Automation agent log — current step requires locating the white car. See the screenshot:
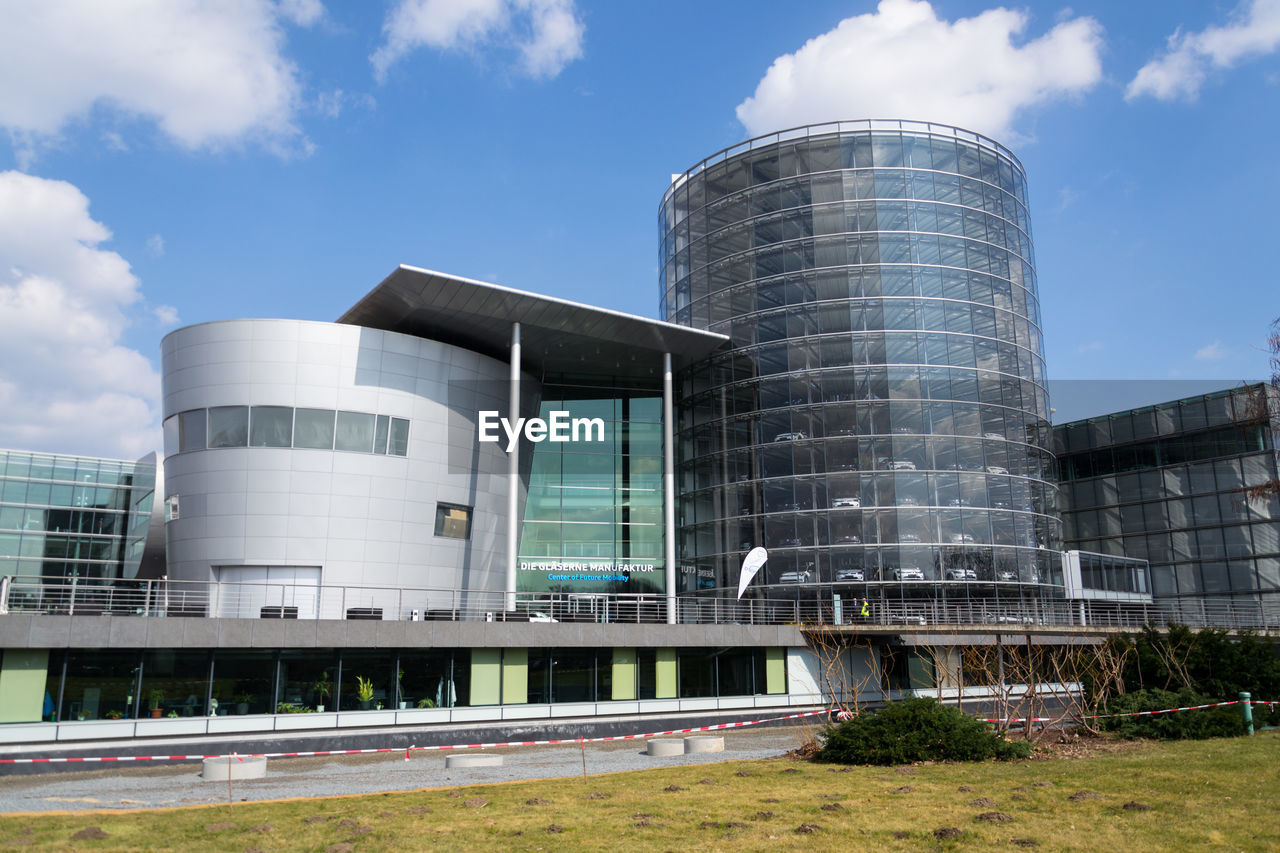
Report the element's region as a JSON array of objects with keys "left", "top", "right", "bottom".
[
  {"left": 995, "top": 570, "right": 1019, "bottom": 582},
  {"left": 944, "top": 568, "right": 977, "bottom": 581},
  {"left": 949, "top": 533, "right": 977, "bottom": 544},
  {"left": 899, "top": 533, "right": 922, "bottom": 543},
  {"left": 986, "top": 466, "right": 1009, "bottom": 475},
  {"left": 835, "top": 567, "right": 865, "bottom": 582},
  {"left": 983, "top": 432, "right": 1005, "bottom": 441},
  {"left": 778, "top": 569, "right": 812, "bottom": 584},
  {"left": 528, "top": 611, "right": 558, "bottom": 623},
  {"left": 773, "top": 431, "right": 807, "bottom": 442},
  {"left": 889, "top": 460, "right": 917, "bottom": 471},
  {"left": 898, "top": 496, "right": 920, "bottom": 506},
  {"left": 890, "top": 566, "right": 925, "bottom": 581},
  {"left": 831, "top": 496, "right": 861, "bottom": 508}
]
